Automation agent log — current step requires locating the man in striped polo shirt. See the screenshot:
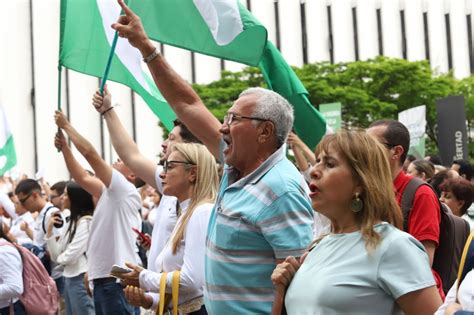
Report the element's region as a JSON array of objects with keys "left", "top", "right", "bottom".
[{"left": 113, "top": 4, "right": 315, "bottom": 313}]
